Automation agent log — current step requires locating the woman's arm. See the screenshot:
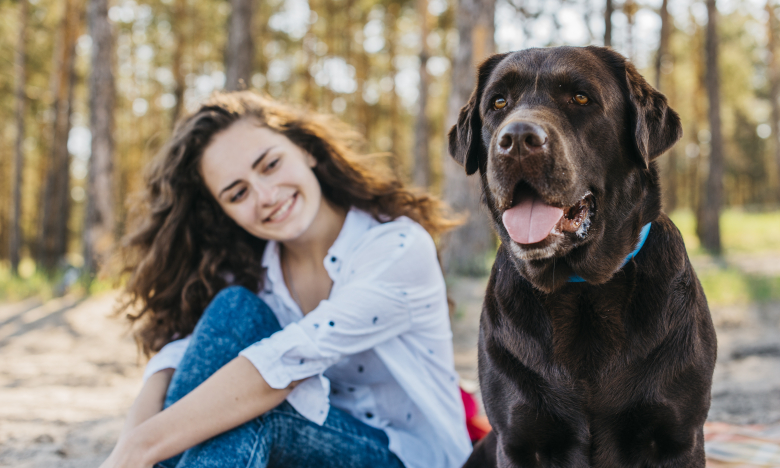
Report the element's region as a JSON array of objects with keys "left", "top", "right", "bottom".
[
  {"left": 118, "top": 368, "right": 174, "bottom": 441},
  {"left": 101, "top": 356, "right": 293, "bottom": 468}
]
